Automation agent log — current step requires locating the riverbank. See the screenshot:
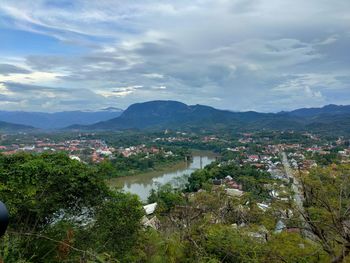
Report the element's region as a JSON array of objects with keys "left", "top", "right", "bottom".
[
  {"left": 107, "top": 150, "right": 217, "bottom": 181},
  {"left": 106, "top": 160, "right": 186, "bottom": 181},
  {"left": 107, "top": 159, "right": 189, "bottom": 187},
  {"left": 108, "top": 152, "right": 217, "bottom": 201}
]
